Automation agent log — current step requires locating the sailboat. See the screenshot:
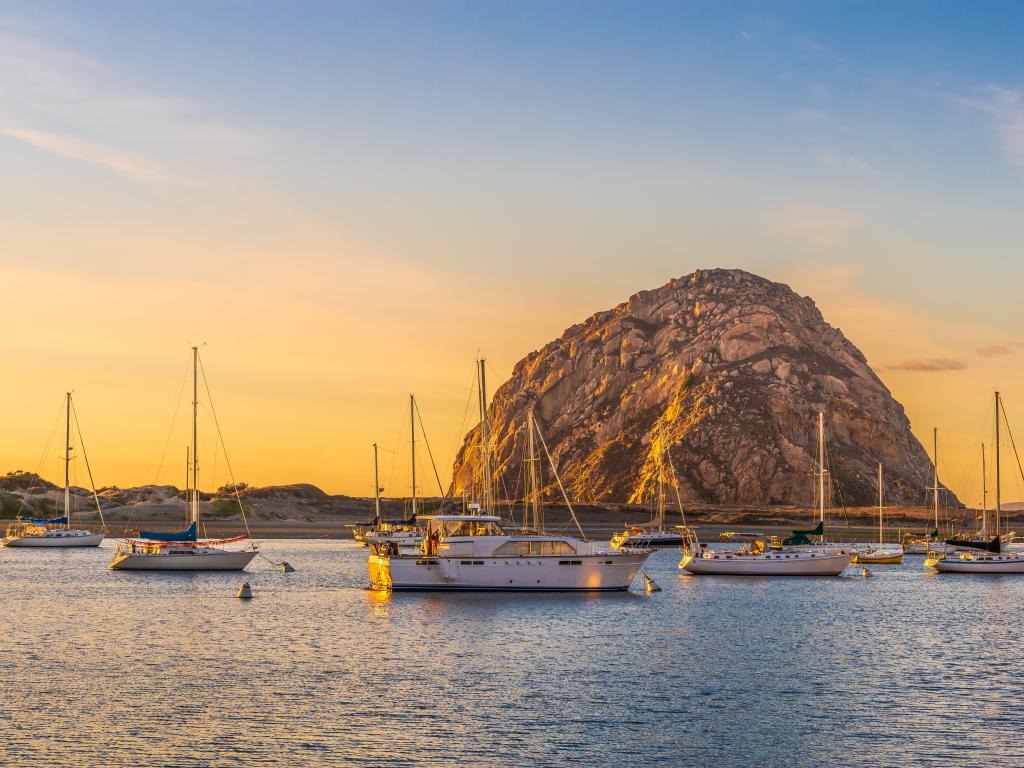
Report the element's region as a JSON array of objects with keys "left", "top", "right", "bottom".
[
  {"left": 927, "top": 391, "right": 1024, "bottom": 573},
  {"left": 902, "top": 428, "right": 943, "bottom": 554},
  {"left": 2, "top": 392, "right": 105, "bottom": 547},
  {"left": 109, "top": 347, "right": 258, "bottom": 571},
  {"left": 367, "top": 359, "right": 650, "bottom": 591},
  {"left": 852, "top": 463, "right": 903, "bottom": 564},
  {"left": 780, "top": 412, "right": 857, "bottom": 553},
  {"left": 679, "top": 410, "right": 853, "bottom": 576},
  {"left": 611, "top": 429, "right": 685, "bottom": 548},
  {"left": 352, "top": 396, "right": 426, "bottom": 549}
]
